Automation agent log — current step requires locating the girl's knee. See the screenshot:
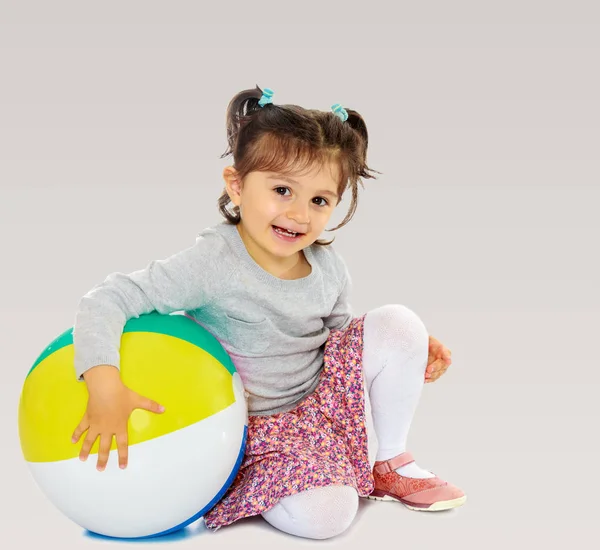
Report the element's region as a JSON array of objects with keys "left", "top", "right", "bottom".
[
  {"left": 365, "top": 304, "right": 429, "bottom": 353},
  {"left": 262, "top": 485, "right": 358, "bottom": 540}
]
